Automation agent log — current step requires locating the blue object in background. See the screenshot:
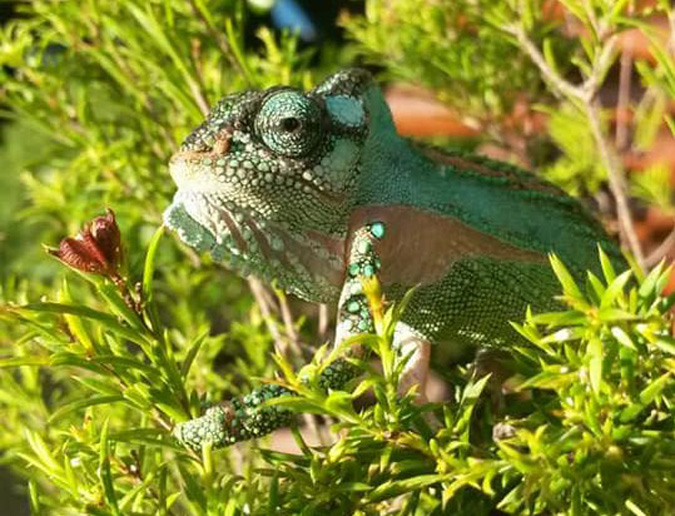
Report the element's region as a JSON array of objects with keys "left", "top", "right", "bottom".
[{"left": 271, "top": 0, "right": 317, "bottom": 41}]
